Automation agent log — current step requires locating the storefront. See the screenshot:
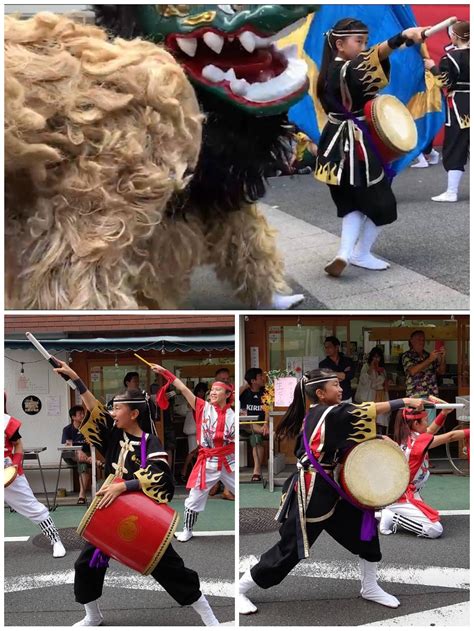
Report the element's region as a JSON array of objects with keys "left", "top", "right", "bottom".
[{"left": 241, "top": 314, "right": 469, "bottom": 464}]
